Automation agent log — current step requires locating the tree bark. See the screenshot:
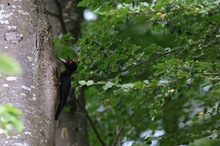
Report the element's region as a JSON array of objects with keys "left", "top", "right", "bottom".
[
  {"left": 45, "top": 0, "right": 62, "bottom": 35},
  {"left": 0, "top": 0, "right": 58, "bottom": 146}
]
